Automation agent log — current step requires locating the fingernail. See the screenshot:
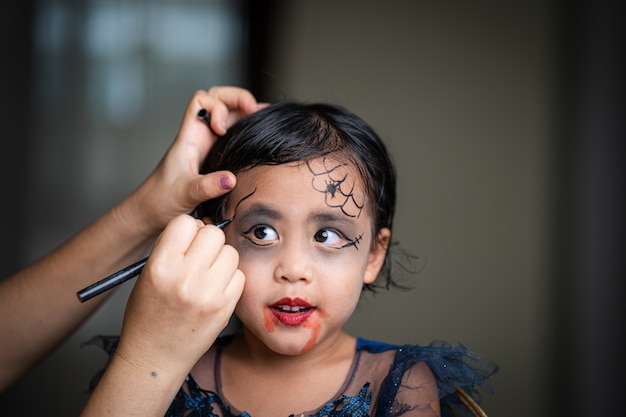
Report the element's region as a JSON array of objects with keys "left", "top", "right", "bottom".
[{"left": 219, "top": 176, "right": 232, "bottom": 190}]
